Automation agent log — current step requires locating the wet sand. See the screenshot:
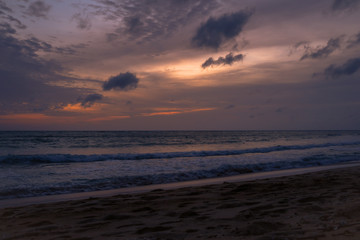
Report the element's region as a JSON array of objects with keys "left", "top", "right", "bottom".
[{"left": 2, "top": 165, "right": 360, "bottom": 239}]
